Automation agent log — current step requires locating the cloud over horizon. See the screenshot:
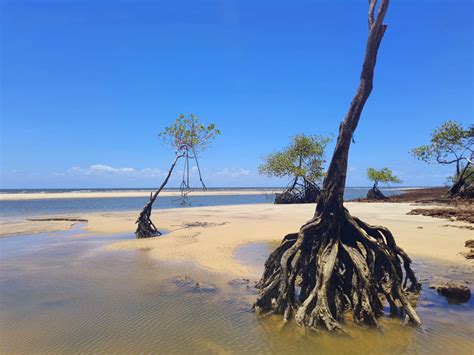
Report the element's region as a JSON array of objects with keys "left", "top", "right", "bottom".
[
  {"left": 0, "top": 163, "right": 266, "bottom": 188},
  {"left": 67, "top": 164, "right": 167, "bottom": 177}
]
